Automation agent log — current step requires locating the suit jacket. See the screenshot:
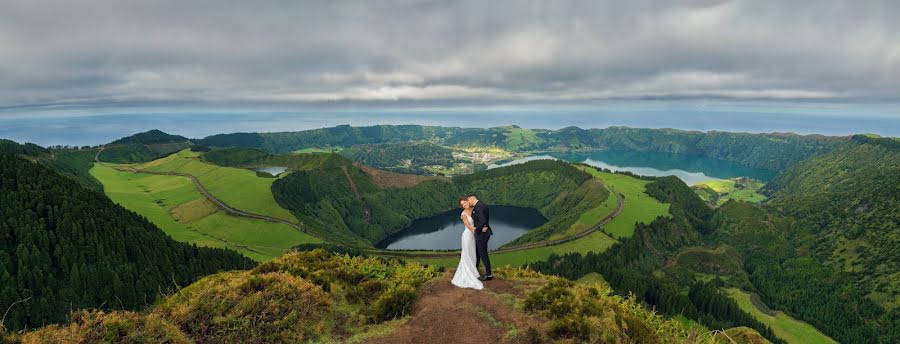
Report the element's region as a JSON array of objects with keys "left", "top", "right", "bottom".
[{"left": 472, "top": 201, "right": 493, "bottom": 238}]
